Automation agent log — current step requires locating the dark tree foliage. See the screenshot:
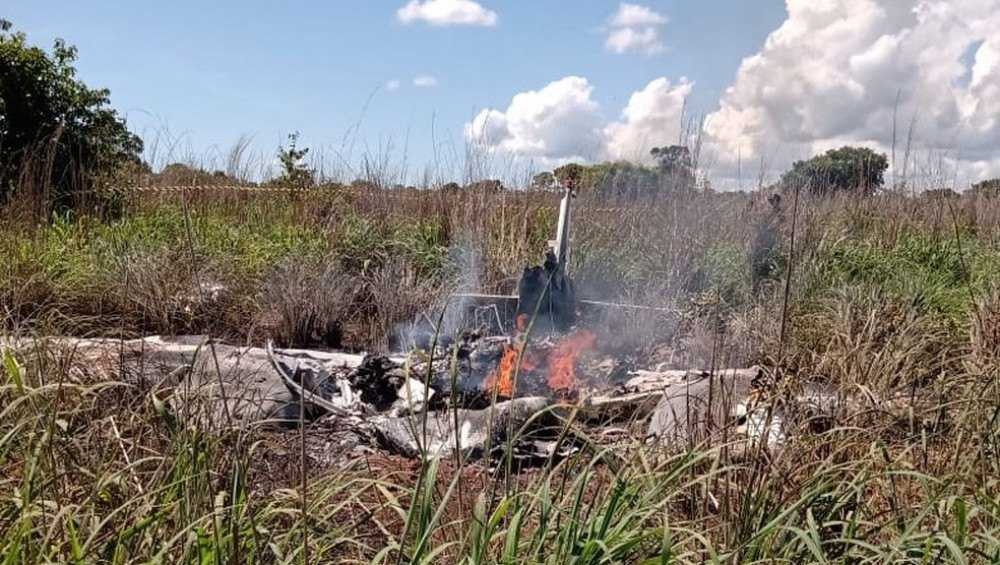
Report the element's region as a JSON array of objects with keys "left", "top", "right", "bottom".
[
  {"left": 552, "top": 163, "right": 585, "bottom": 189},
  {"left": 650, "top": 144, "right": 695, "bottom": 192},
  {"left": 154, "top": 163, "right": 231, "bottom": 186},
  {"left": 549, "top": 158, "right": 691, "bottom": 200},
  {"left": 542, "top": 144, "right": 698, "bottom": 201},
  {"left": 0, "top": 20, "right": 142, "bottom": 212},
  {"left": 780, "top": 146, "right": 888, "bottom": 195},
  {"left": 650, "top": 145, "right": 691, "bottom": 169},
  {"left": 971, "top": 178, "right": 1000, "bottom": 198}
]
